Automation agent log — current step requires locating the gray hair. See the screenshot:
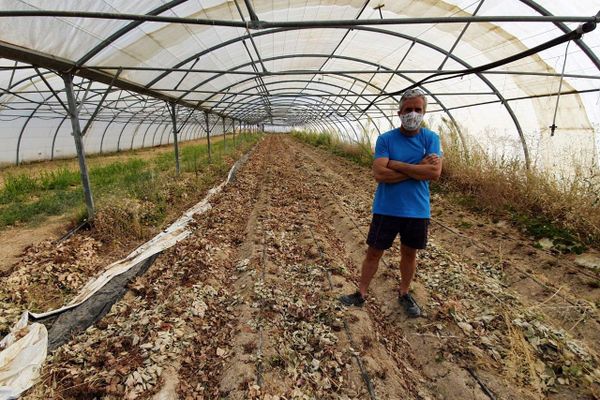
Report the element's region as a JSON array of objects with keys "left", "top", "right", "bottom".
[{"left": 398, "top": 88, "right": 428, "bottom": 113}]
